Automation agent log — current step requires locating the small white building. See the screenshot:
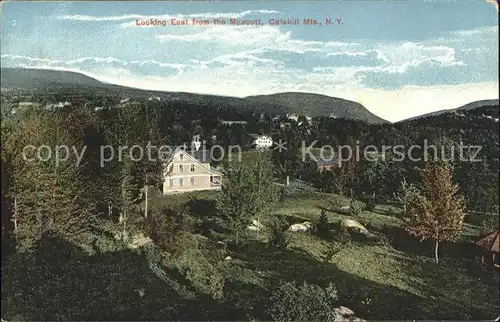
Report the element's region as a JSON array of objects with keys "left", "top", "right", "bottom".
[{"left": 253, "top": 135, "right": 273, "bottom": 149}]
